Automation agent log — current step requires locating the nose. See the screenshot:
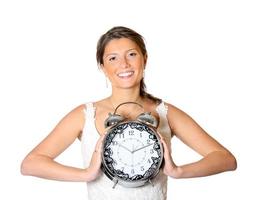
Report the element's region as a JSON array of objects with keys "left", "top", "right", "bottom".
[{"left": 119, "top": 56, "right": 130, "bottom": 68}]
